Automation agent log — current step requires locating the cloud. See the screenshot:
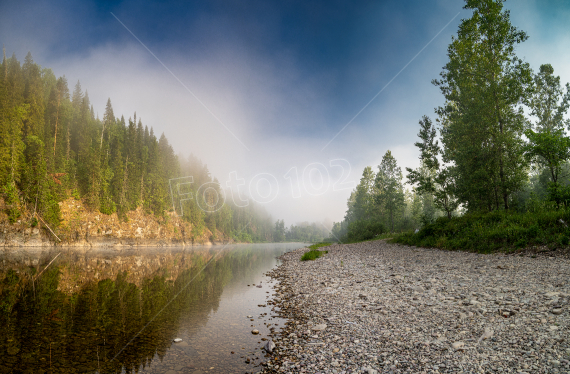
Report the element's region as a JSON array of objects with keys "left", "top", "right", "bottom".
[{"left": 4, "top": 0, "right": 570, "bottom": 226}]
